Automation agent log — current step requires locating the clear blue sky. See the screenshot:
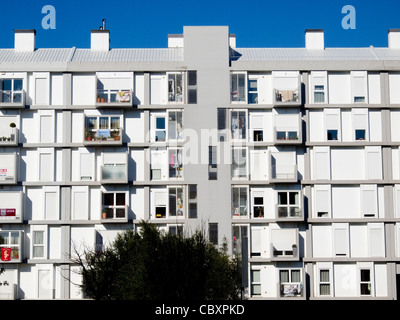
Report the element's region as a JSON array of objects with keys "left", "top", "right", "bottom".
[{"left": 0, "top": 0, "right": 399, "bottom": 49}]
